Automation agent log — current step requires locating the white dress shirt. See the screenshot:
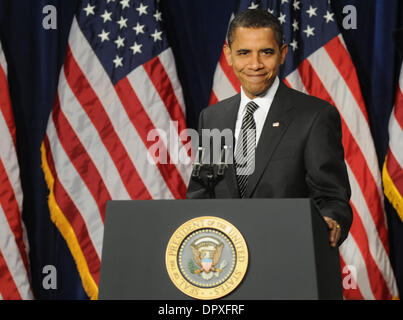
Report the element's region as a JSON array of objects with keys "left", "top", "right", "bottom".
[{"left": 234, "top": 76, "right": 280, "bottom": 150}]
